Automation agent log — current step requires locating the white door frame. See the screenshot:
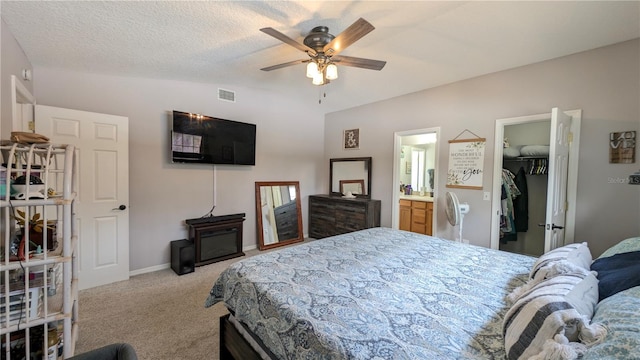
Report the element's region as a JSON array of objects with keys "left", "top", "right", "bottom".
[
  {"left": 490, "top": 109, "right": 581, "bottom": 251},
  {"left": 392, "top": 127, "right": 440, "bottom": 234},
  {"left": 11, "top": 75, "right": 35, "bottom": 132}
]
